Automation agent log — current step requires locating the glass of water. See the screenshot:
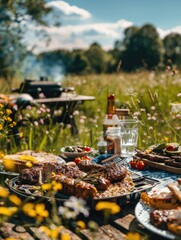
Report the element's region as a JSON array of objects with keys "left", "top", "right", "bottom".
[{"left": 119, "top": 119, "right": 139, "bottom": 158}]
